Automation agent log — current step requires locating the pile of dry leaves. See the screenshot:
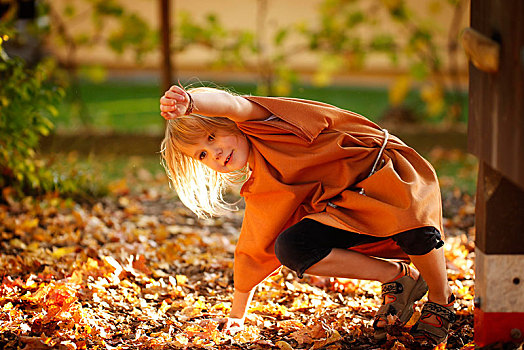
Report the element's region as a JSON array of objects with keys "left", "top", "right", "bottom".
[{"left": 0, "top": 165, "right": 475, "bottom": 349}]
